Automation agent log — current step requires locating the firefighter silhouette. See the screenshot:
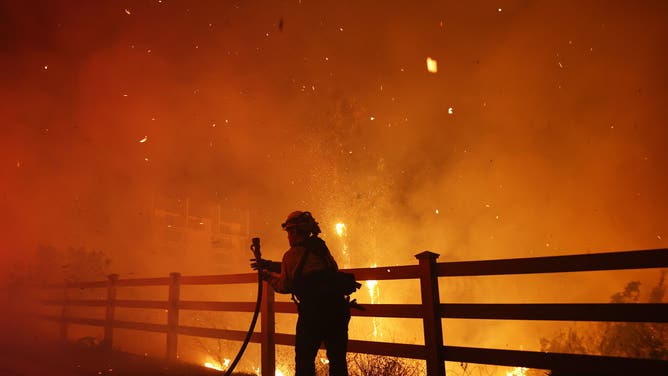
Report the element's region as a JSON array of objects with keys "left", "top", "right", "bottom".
[{"left": 252, "top": 211, "right": 351, "bottom": 376}]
